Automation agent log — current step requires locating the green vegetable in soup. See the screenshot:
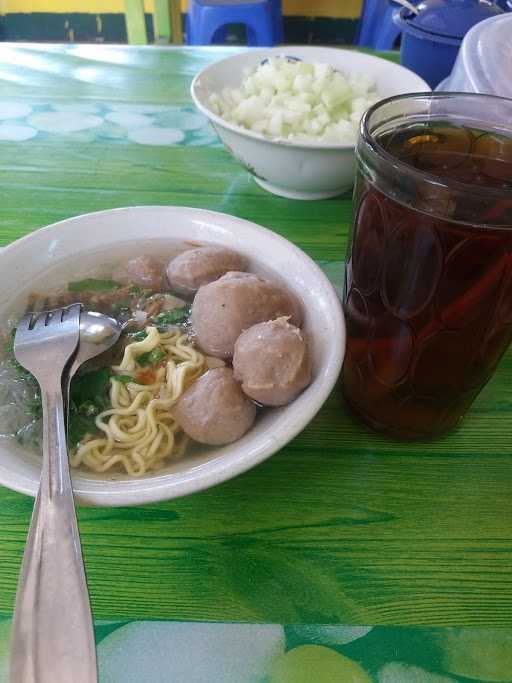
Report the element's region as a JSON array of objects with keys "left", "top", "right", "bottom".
[
  {"left": 131, "top": 330, "right": 148, "bottom": 342},
  {"left": 6, "top": 331, "right": 40, "bottom": 411},
  {"left": 111, "top": 303, "right": 132, "bottom": 317},
  {"left": 128, "top": 285, "right": 151, "bottom": 297},
  {"left": 68, "top": 278, "right": 121, "bottom": 293},
  {"left": 70, "top": 367, "right": 112, "bottom": 406},
  {"left": 67, "top": 367, "right": 113, "bottom": 448},
  {"left": 4, "top": 331, "right": 118, "bottom": 450},
  {"left": 137, "top": 348, "right": 166, "bottom": 367},
  {"left": 78, "top": 401, "right": 98, "bottom": 417},
  {"left": 4, "top": 298, "right": 189, "bottom": 453},
  {"left": 153, "top": 305, "right": 191, "bottom": 330},
  {"left": 67, "top": 414, "right": 98, "bottom": 451}
]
